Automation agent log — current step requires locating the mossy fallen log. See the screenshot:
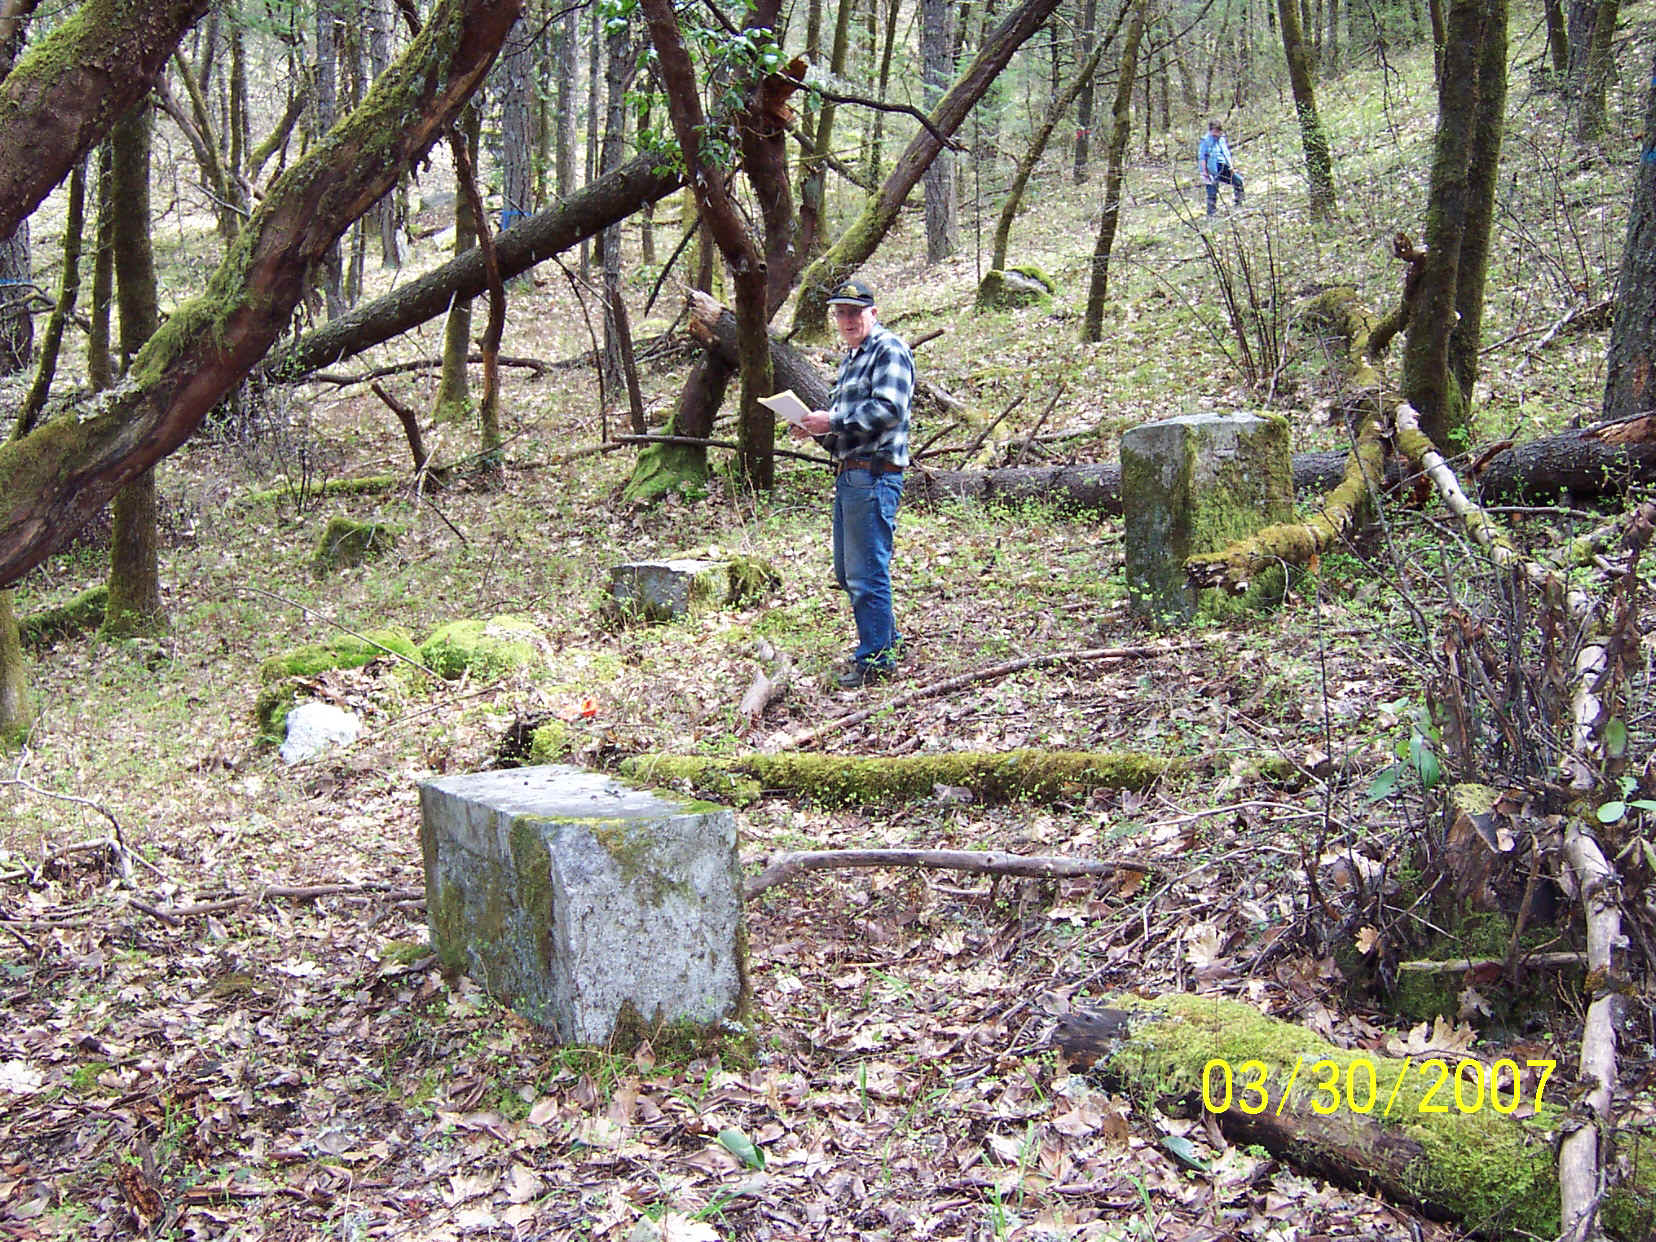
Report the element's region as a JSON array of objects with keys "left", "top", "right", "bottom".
[
  {"left": 1054, "top": 994, "right": 1655, "bottom": 1240},
  {"left": 620, "top": 749, "right": 1181, "bottom": 806},
  {"left": 18, "top": 585, "right": 107, "bottom": 647}
]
